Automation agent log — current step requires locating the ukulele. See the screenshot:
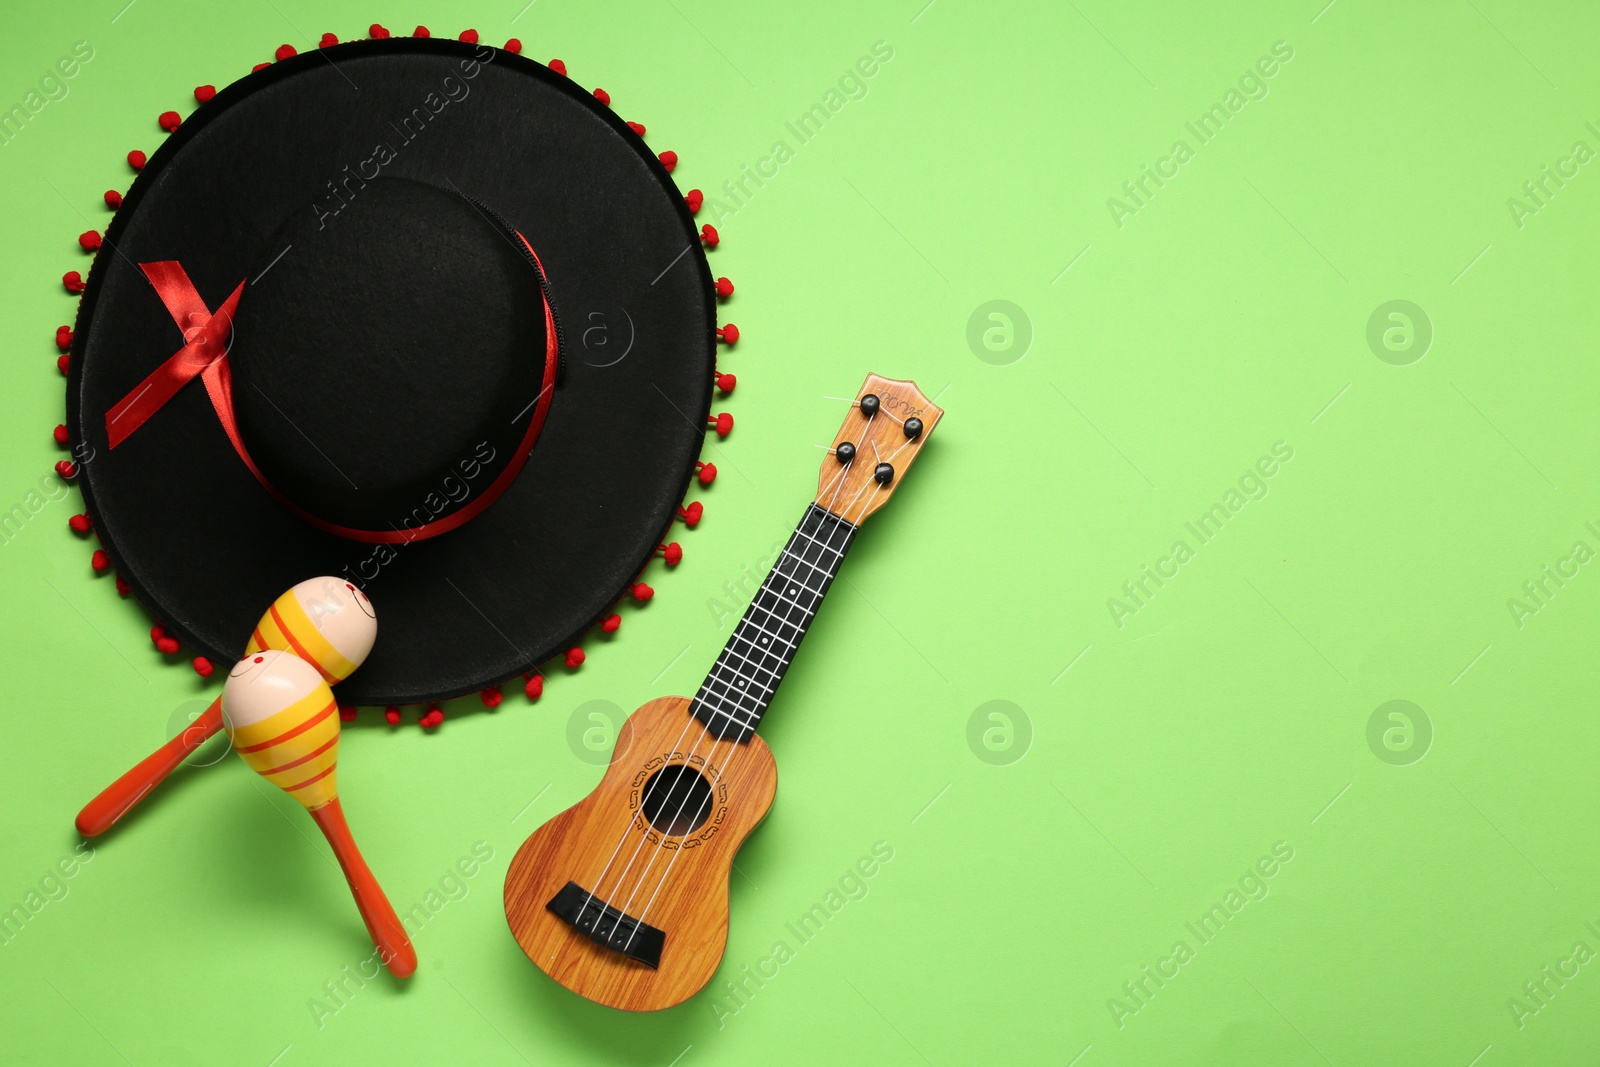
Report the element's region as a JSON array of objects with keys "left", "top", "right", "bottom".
[{"left": 503, "top": 374, "right": 941, "bottom": 1011}]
